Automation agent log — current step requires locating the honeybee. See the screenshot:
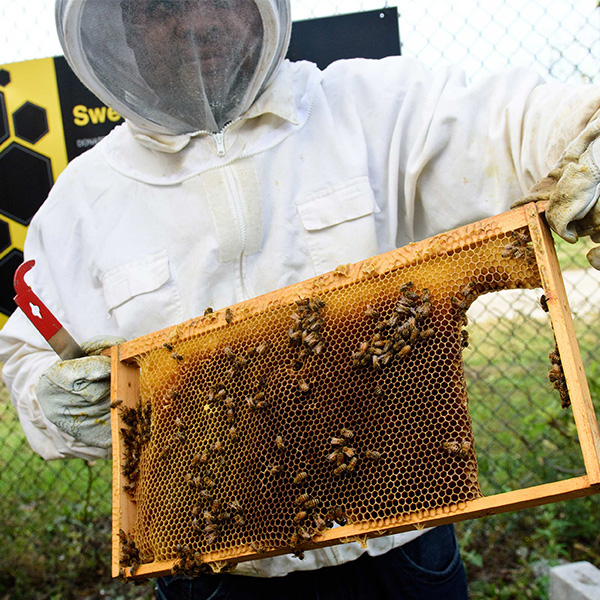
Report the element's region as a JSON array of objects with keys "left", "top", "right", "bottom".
[
  {"left": 304, "top": 498, "right": 319, "bottom": 510},
  {"left": 340, "top": 428, "right": 354, "bottom": 439},
  {"left": 225, "top": 308, "right": 234, "bottom": 323},
  {"left": 298, "top": 379, "right": 310, "bottom": 394},
  {"left": 314, "top": 516, "right": 327, "bottom": 531},
  {"left": 309, "top": 298, "right": 326, "bottom": 311},
  {"left": 458, "top": 441, "right": 471, "bottom": 458},
  {"left": 268, "top": 465, "right": 282, "bottom": 476},
  {"left": 204, "top": 307, "right": 214, "bottom": 315},
  {"left": 297, "top": 527, "right": 312, "bottom": 542},
  {"left": 275, "top": 435, "right": 285, "bottom": 451},
  {"left": 342, "top": 447, "right": 355, "bottom": 459},
  {"left": 303, "top": 332, "right": 320, "bottom": 349},
  {"left": 420, "top": 328, "right": 435, "bottom": 341},
  {"left": 295, "top": 493, "right": 310, "bottom": 505},
  {"left": 379, "top": 352, "right": 393, "bottom": 368},
  {"left": 228, "top": 427, "right": 239, "bottom": 441},
  {"left": 540, "top": 294, "right": 549, "bottom": 312},
  {"left": 233, "top": 514, "right": 246, "bottom": 526},
  {"left": 288, "top": 328, "right": 302, "bottom": 344},
  {"left": 110, "top": 398, "right": 123, "bottom": 409},
  {"left": 326, "top": 451, "right": 339, "bottom": 463},
  {"left": 347, "top": 457, "right": 358, "bottom": 472},
  {"left": 333, "top": 507, "right": 347, "bottom": 526},
  {"left": 400, "top": 281, "right": 414, "bottom": 293},
  {"left": 250, "top": 542, "right": 267, "bottom": 554},
  {"left": 293, "top": 471, "right": 308, "bottom": 484},
  {"left": 163, "top": 342, "right": 174, "bottom": 351},
  {"left": 330, "top": 437, "right": 345, "bottom": 446},
  {"left": 365, "top": 450, "right": 382, "bottom": 461},
  {"left": 442, "top": 441, "right": 461, "bottom": 455},
  {"left": 205, "top": 532, "right": 218, "bottom": 545},
  {"left": 211, "top": 441, "right": 223, "bottom": 453},
  {"left": 294, "top": 511, "right": 308, "bottom": 523},
  {"left": 255, "top": 341, "right": 271, "bottom": 356},
  {"left": 398, "top": 345, "right": 411, "bottom": 359},
  {"left": 174, "top": 417, "right": 187, "bottom": 430},
  {"left": 548, "top": 364, "right": 563, "bottom": 382},
  {"left": 226, "top": 409, "right": 235, "bottom": 422},
  {"left": 333, "top": 464, "right": 348, "bottom": 475},
  {"left": 172, "top": 353, "right": 184, "bottom": 362},
  {"left": 364, "top": 305, "right": 380, "bottom": 319},
  {"left": 460, "top": 330, "right": 469, "bottom": 349}
]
